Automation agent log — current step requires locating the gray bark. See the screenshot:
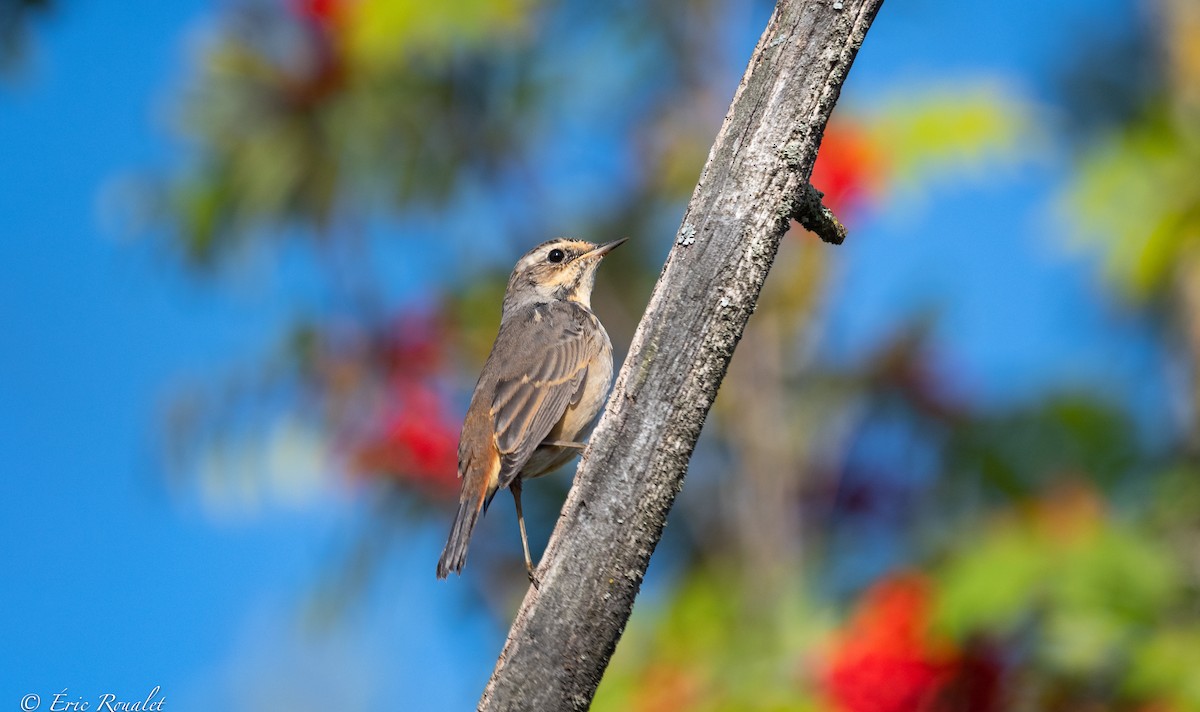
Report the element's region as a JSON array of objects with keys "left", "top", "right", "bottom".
[{"left": 479, "top": 0, "right": 884, "bottom": 708}]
